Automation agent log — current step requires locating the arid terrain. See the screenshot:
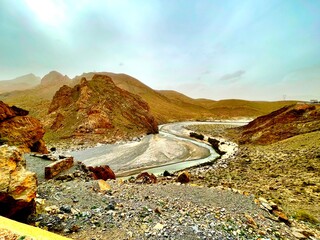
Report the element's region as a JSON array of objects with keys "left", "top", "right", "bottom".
[{"left": 0, "top": 72, "right": 319, "bottom": 240}]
